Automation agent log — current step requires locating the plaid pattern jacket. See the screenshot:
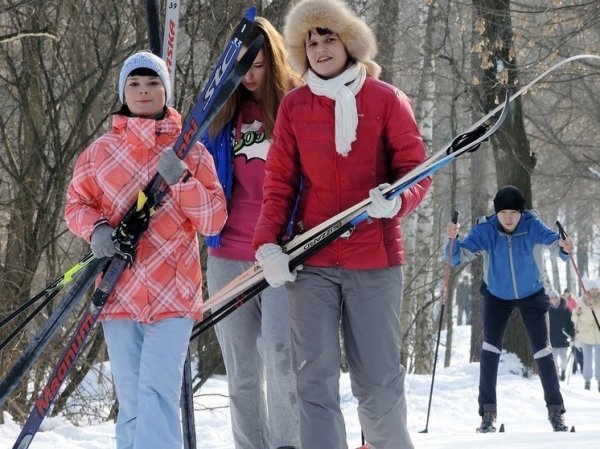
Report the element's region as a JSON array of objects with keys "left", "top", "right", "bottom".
[{"left": 65, "top": 107, "right": 227, "bottom": 323}]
